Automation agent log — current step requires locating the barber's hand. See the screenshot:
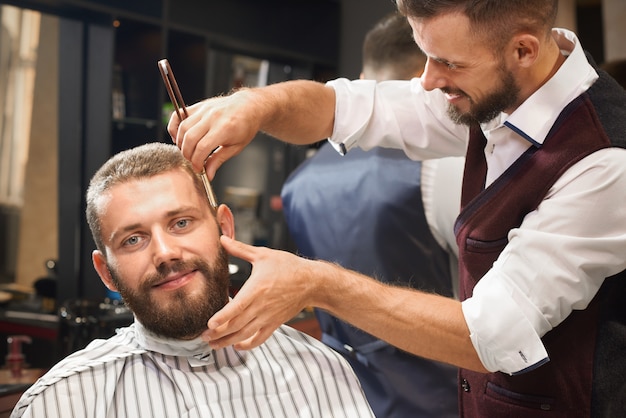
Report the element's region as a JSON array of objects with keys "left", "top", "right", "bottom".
[
  {"left": 202, "top": 236, "right": 316, "bottom": 350},
  {"left": 167, "top": 89, "right": 261, "bottom": 179}
]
